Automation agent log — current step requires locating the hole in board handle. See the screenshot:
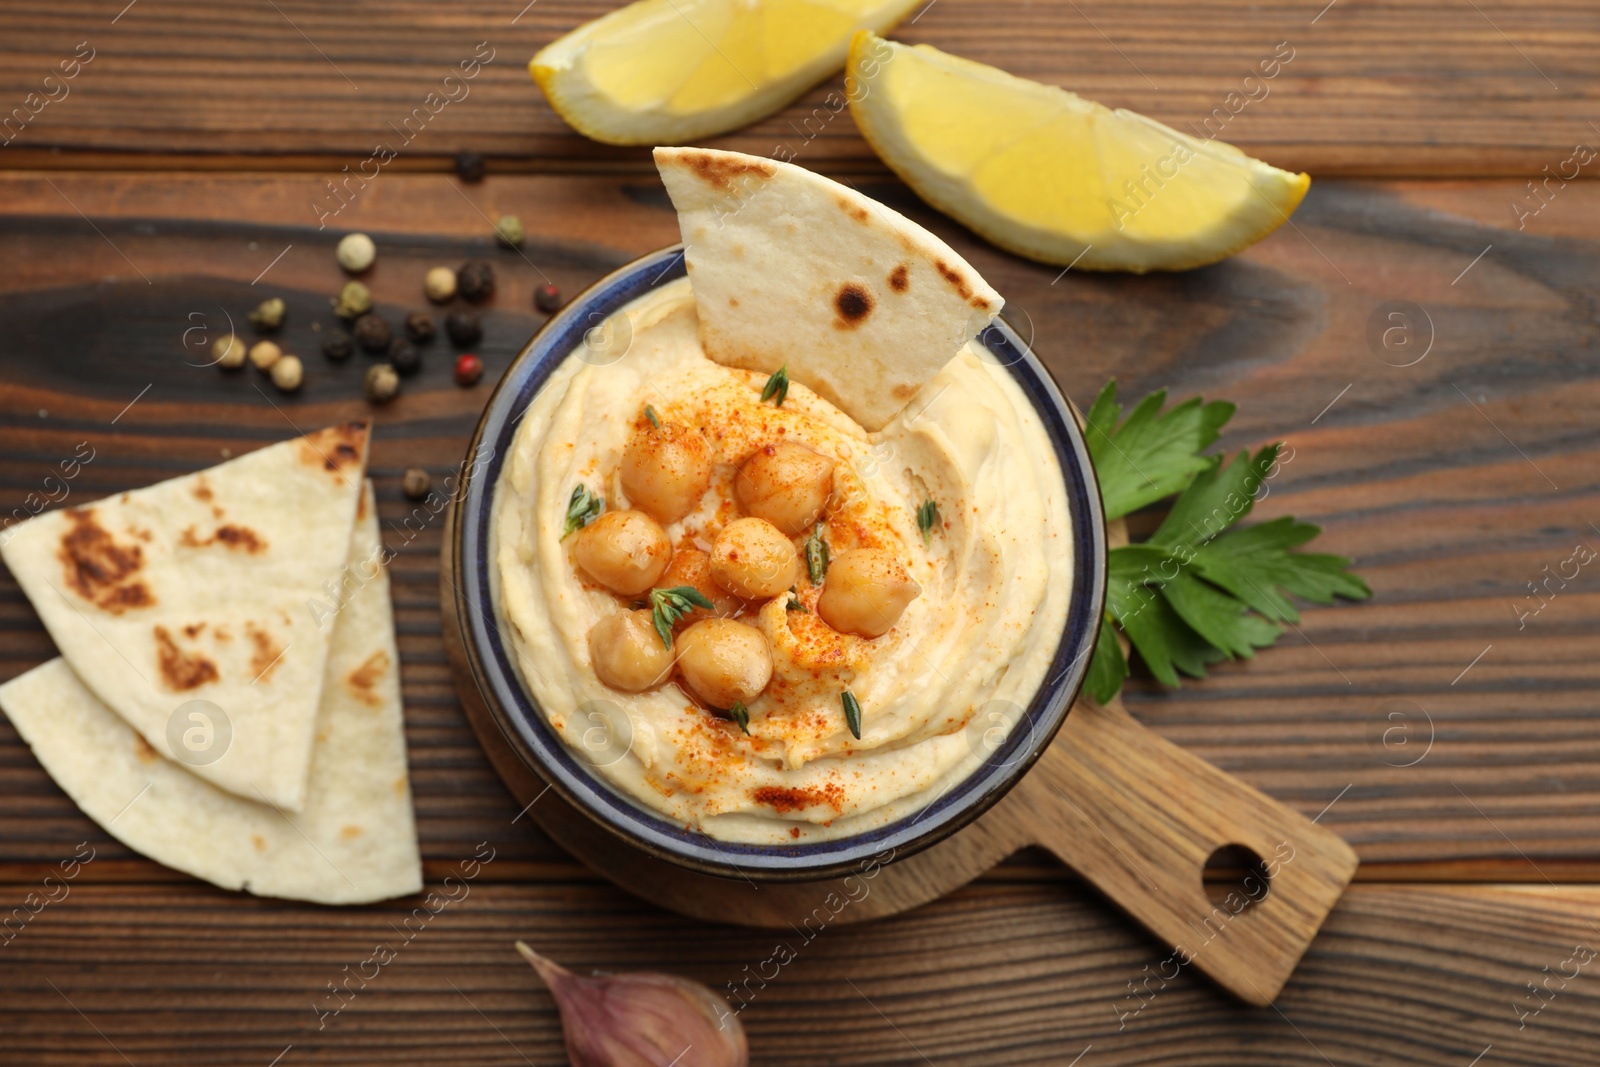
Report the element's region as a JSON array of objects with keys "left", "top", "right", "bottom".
[{"left": 1202, "top": 844, "right": 1272, "bottom": 912}]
